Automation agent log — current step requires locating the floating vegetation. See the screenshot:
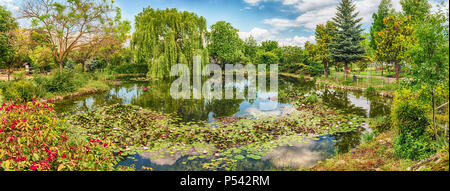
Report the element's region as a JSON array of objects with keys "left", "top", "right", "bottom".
[{"left": 67, "top": 92, "right": 366, "bottom": 170}]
